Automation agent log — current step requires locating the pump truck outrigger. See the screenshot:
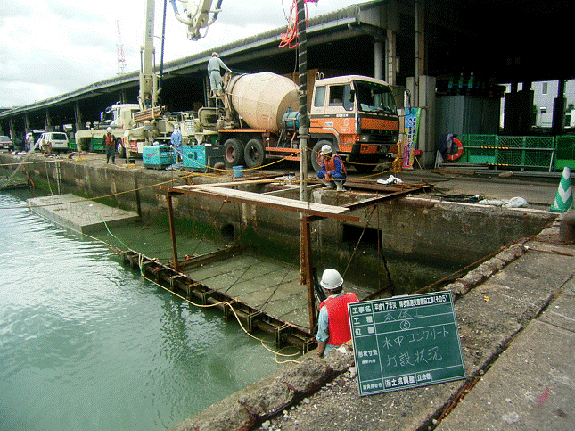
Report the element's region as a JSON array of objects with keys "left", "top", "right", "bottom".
[{"left": 212, "top": 72, "right": 399, "bottom": 173}]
